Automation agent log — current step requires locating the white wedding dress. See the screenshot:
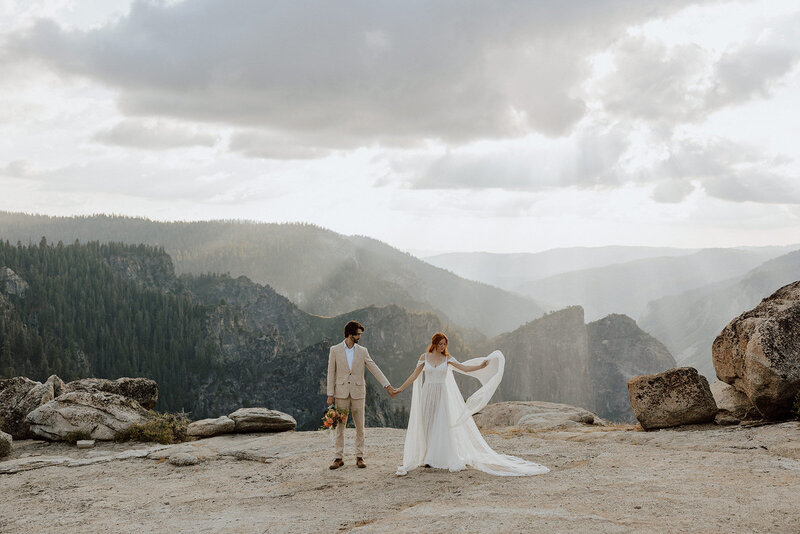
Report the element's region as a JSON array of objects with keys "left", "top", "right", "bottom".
[{"left": 396, "top": 350, "right": 549, "bottom": 476}]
